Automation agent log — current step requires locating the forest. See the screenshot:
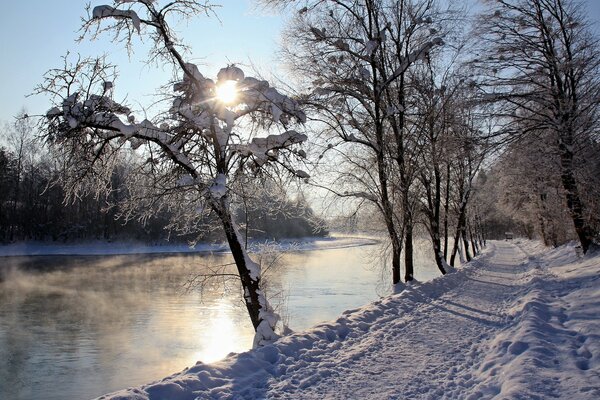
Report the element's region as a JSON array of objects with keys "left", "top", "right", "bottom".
[{"left": 1, "top": 0, "right": 599, "bottom": 345}]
